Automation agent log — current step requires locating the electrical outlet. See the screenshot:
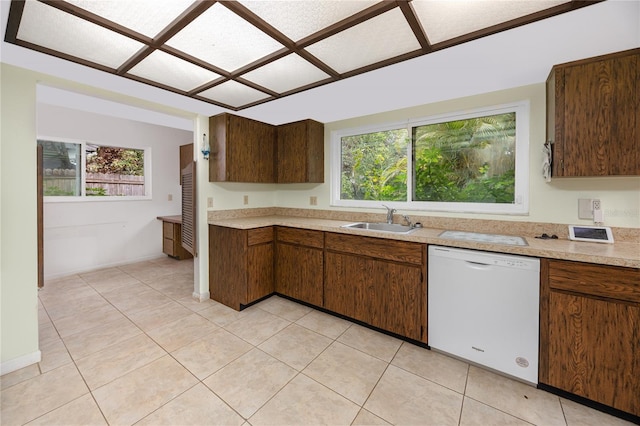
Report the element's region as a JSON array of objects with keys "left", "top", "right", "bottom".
[
  {"left": 592, "top": 199, "right": 603, "bottom": 223},
  {"left": 207, "top": 197, "right": 213, "bottom": 208},
  {"left": 310, "top": 196, "right": 317, "bottom": 206},
  {"left": 167, "top": 194, "right": 173, "bottom": 201},
  {"left": 243, "top": 195, "right": 249, "bottom": 205}
]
